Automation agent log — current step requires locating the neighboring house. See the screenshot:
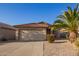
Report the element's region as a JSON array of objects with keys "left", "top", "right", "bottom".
[
  {"left": 0, "top": 22, "right": 16, "bottom": 41},
  {"left": 14, "top": 22, "right": 51, "bottom": 41},
  {"left": 59, "top": 28, "right": 69, "bottom": 38},
  {"left": 52, "top": 28, "right": 68, "bottom": 39},
  {"left": 50, "top": 24, "right": 68, "bottom": 39}
]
